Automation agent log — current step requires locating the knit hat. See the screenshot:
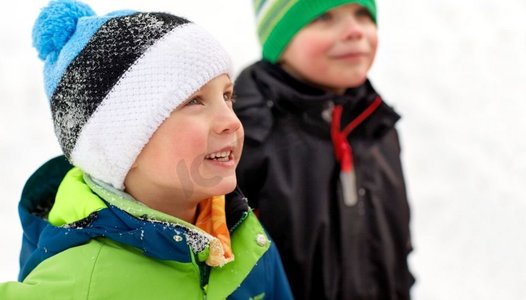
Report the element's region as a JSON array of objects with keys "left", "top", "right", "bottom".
[
  {"left": 253, "top": 0, "right": 377, "bottom": 63},
  {"left": 33, "top": 0, "right": 233, "bottom": 190}
]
